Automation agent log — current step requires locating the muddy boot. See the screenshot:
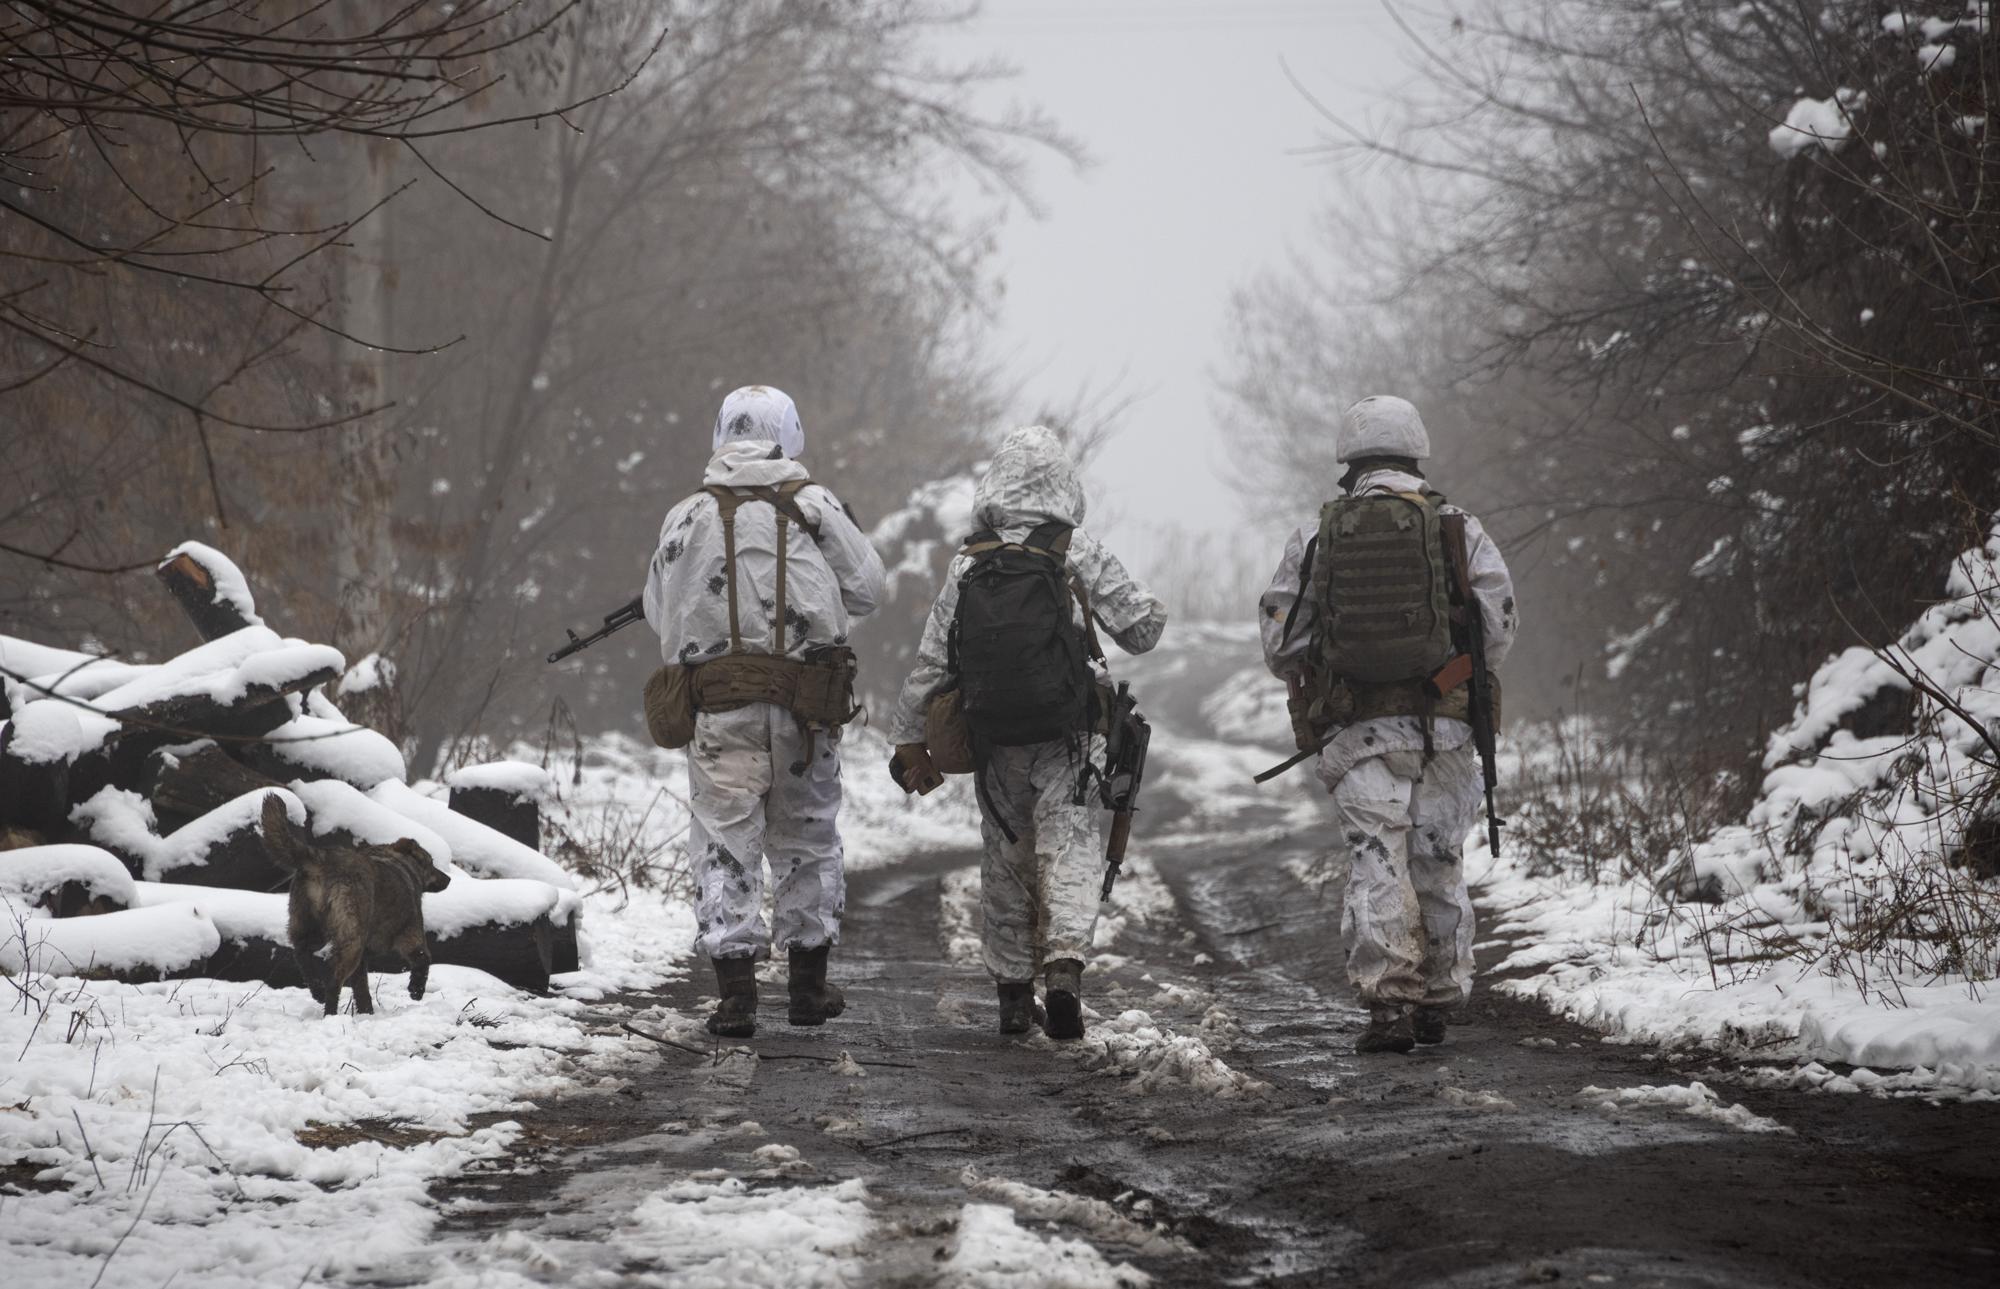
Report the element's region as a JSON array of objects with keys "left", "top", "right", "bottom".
[
  {"left": 997, "top": 982, "right": 1037, "bottom": 1035},
  {"left": 1043, "top": 958, "right": 1086, "bottom": 1042},
  {"left": 1357, "top": 1006, "right": 1415, "bottom": 1054},
  {"left": 705, "top": 956, "right": 758, "bottom": 1038},
  {"left": 1413, "top": 1006, "right": 1450, "bottom": 1046},
  {"left": 786, "top": 944, "right": 846, "bottom": 1026}
]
